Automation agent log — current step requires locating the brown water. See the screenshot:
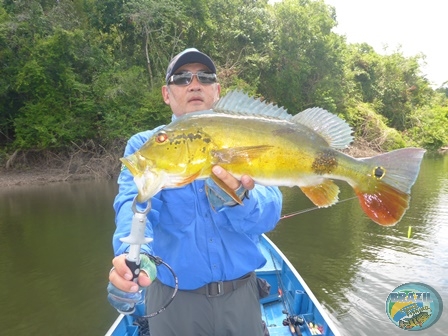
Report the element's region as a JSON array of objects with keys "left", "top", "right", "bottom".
[{"left": 0, "top": 155, "right": 446, "bottom": 335}]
